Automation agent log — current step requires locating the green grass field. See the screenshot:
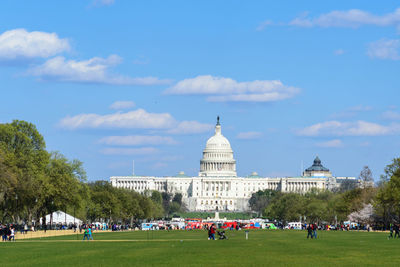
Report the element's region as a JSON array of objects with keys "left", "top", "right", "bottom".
[{"left": 1, "top": 230, "right": 400, "bottom": 266}]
